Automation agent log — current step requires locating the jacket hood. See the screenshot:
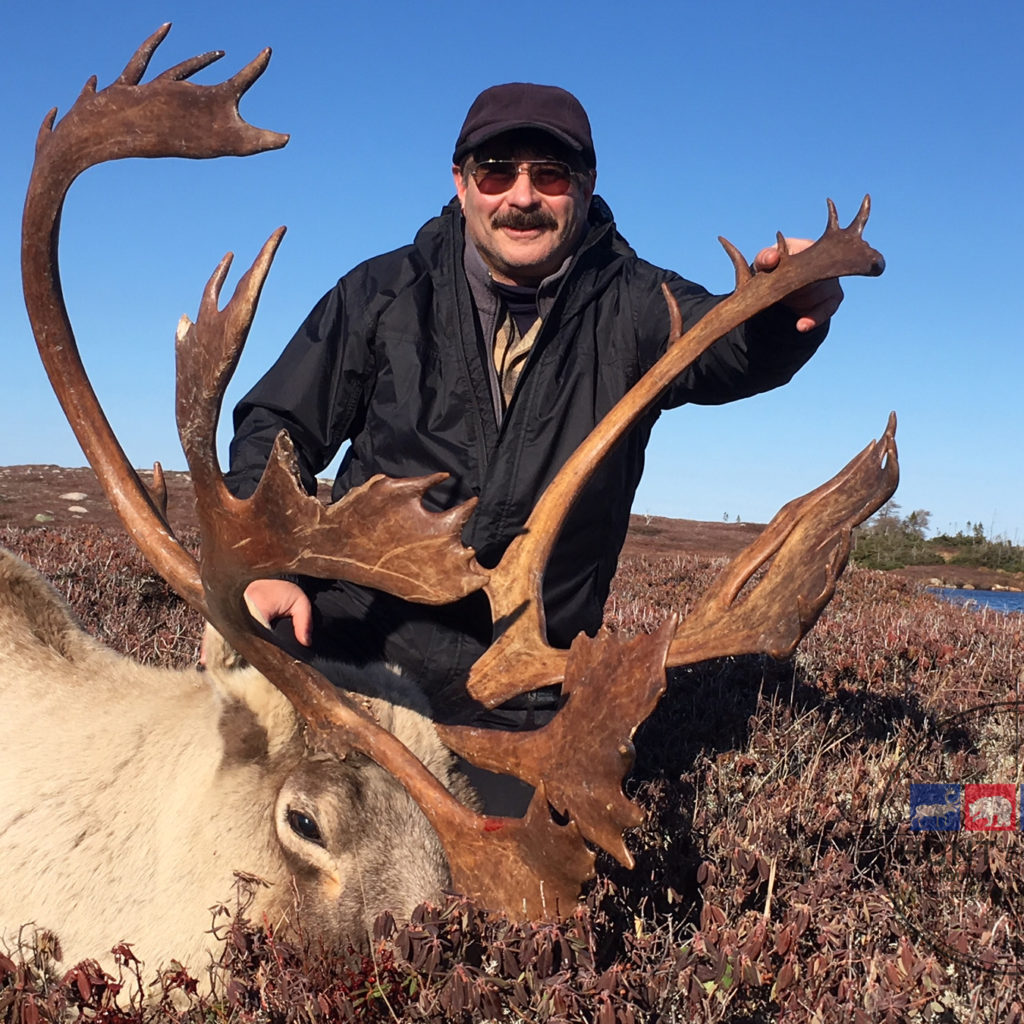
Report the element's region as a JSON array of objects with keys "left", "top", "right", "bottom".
[{"left": 415, "top": 195, "right": 638, "bottom": 326}]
